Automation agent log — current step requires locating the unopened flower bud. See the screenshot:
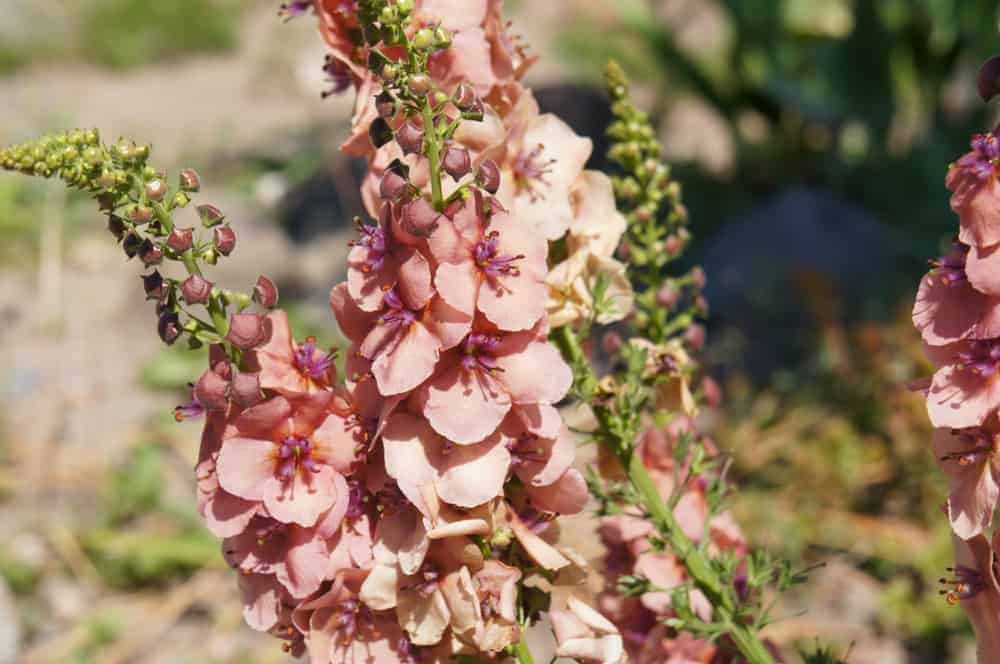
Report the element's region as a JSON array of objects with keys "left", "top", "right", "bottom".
[
  {"left": 253, "top": 275, "right": 279, "bottom": 309},
  {"left": 453, "top": 82, "right": 477, "bottom": 110},
  {"left": 701, "top": 376, "right": 723, "bottom": 409},
  {"left": 434, "top": 26, "right": 452, "bottom": 49},
  {"left": 380, "top": 161, "right": 409, "bottom": 201},
  {"left": 695, "top": 295, "right": 709, "bottom": 315},
  {"left": 395, "top": 0, "right": 414, "bottom": 13},
  {"left": 197, "top": 203, "right": 225, "bottom": 227},
  {"left": 181, "top": 274, "right": 214, "bottom": 305},
  {"left": 123, "top": 232, "right": 143, "bottom": 259},
  {"left": 231, "top": 371, "right": 263, "bottom": 408},
  {"left": 476, "top": 159, "right": 501, "bottom": 194},
  {"left": 107, "top": 215, "right": 126, "bottom": 240},
  {"left": 129, "top": 205, "right": 154, "bottom": 225},
  {"left": 145, "top": 178, "right": 166, "bottom": 201},
  {"left": 226, "top": 312, "right": 271, "bottom": 350},
  {"left": 413, "top": 28, "right": 435, "bottom": 50},
  {"left": 691, "top": 266, "right": 706, "bottom": 290},
  {"left": 402, "top": 198, "right": 440, "bottom": 238},
  {"left": 656, "top": 283, "right": 679, "bottom": 308},
  {"left": 158, "top": 311, "right": 182, "bottom": 345},
  {"left": 602, "top": 331, "right": 624, "bottom": 355},
  {"left": 396, "top": 121, "right": 424, "bottom": 155},
  {"left": 96, "top": 172, "right": 116, "bottom": 189},
  {"left": 214, "top": 226, "right": 236, "bottom": 256},
  {"left": 442, "top": 143, "right": 471, "bottom": 180},
  {"left": 369, "top": 117, "right": 394, "bottom": 148},
  {"left": 209, "top": 345, "right": 232, "bottom": 379},
  {"left": 139, "top": 240, "right": 163, "bottom": 266},
  {"left": 979, "top": 55, "right": 1000, "bottom": 102},
  {"left": 685, "top": 323, "right": 706, "bottom": 351},
  {"left": 665, "top": 234, "right": 683, "bottom": 256},
  {"left": 172, "top": 192, "right": 191, "bottom": 209},
  {"left": 179, "top": 168, "right": 201, "bottom": 192},
  {"left": 375, "top": 91, "right": 396, "bottom": 118},
  {"left": 142, "top": 270, "right": 168, "bottom": 301},
  {"left": 167, "top": 227, "right": 195, "bottom": 253},
  {"left": 408, "top": 73, "right": 432, "bottom": 96},
  {"left": 194, "top": 368, "right": 230, "bottom": 411}
]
